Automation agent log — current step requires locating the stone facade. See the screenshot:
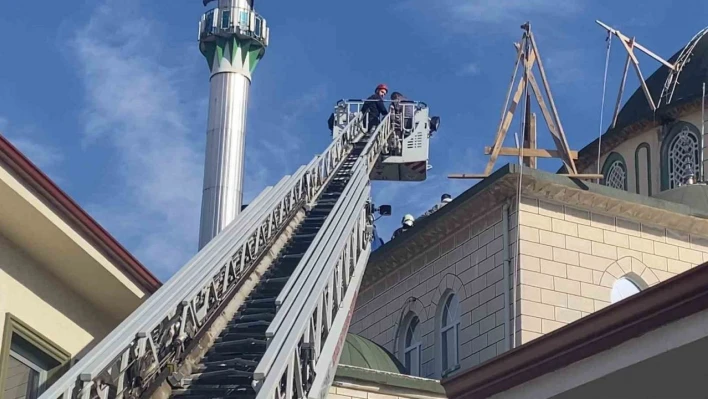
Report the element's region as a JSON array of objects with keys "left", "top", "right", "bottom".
[
  {"left": 349, "top": 182, "right": 708, "bottom": 381},
  {"left": 349, "top": 206, "right": 511, "bottom": 379},
  {"left": 515, "top": 196, "right": 708, "bottom": 345}
]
